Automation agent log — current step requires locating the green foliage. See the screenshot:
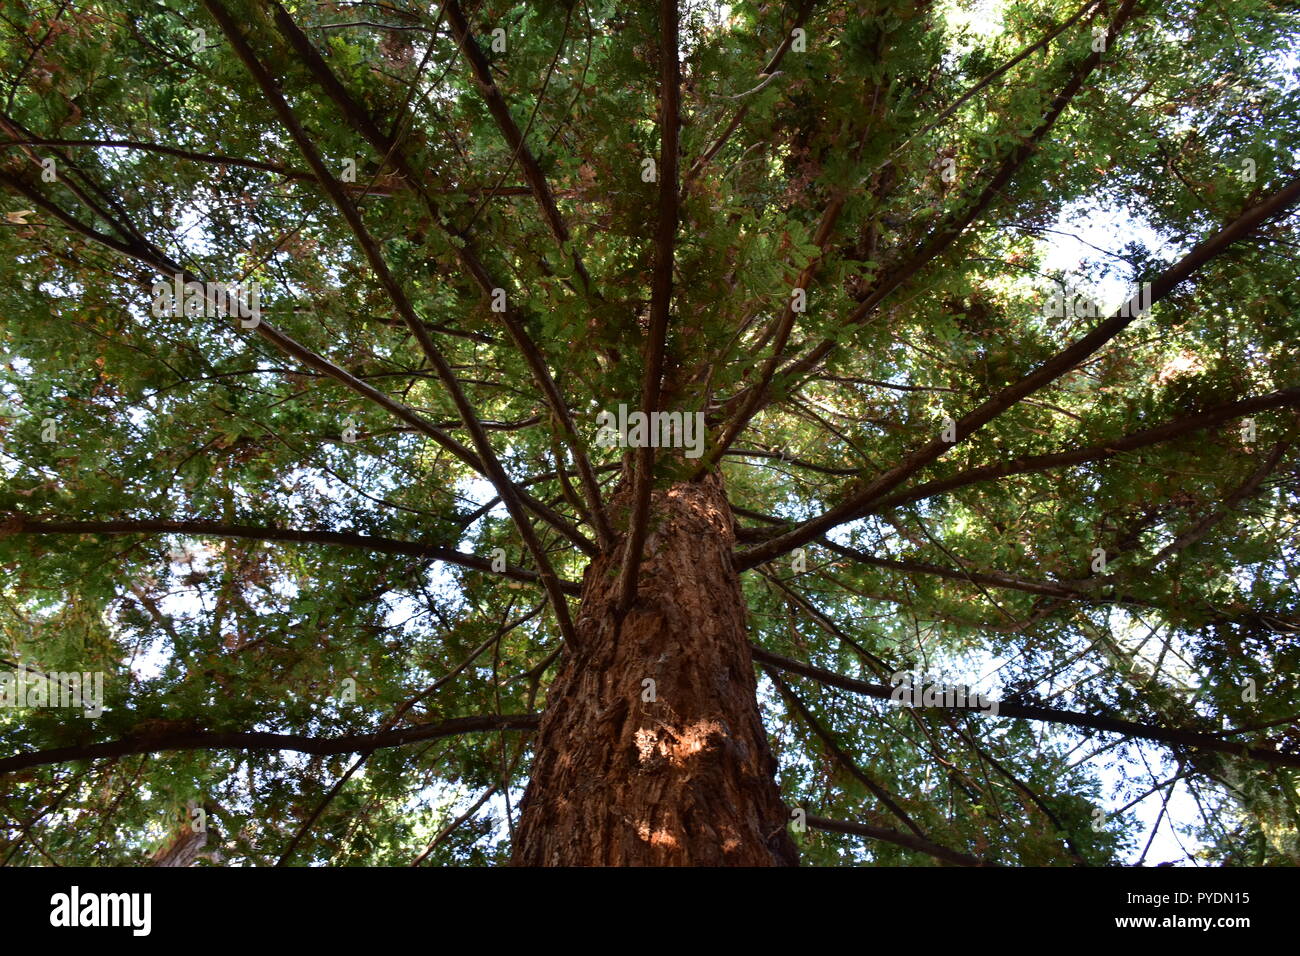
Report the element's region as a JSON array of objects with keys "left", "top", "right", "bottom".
[{"left": 0, "top": 0, "right": 1297, "bottom": 866}]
